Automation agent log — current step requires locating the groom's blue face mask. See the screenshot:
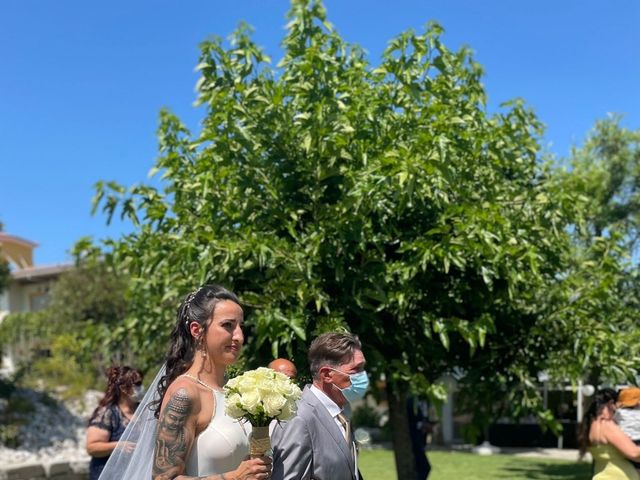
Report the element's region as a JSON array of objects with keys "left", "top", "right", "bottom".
[{"left": 329, "top": 368, "right": 370, "bottom": 403}]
